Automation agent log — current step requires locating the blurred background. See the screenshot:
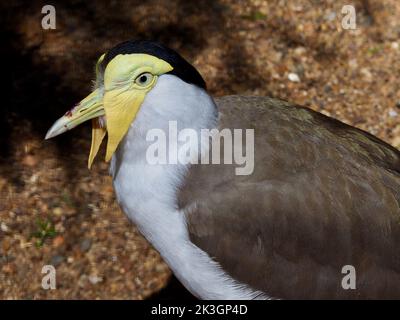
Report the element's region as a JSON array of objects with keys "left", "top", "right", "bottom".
[{"left": 0, "top": 0, "right": 399, "bottom": 299}]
